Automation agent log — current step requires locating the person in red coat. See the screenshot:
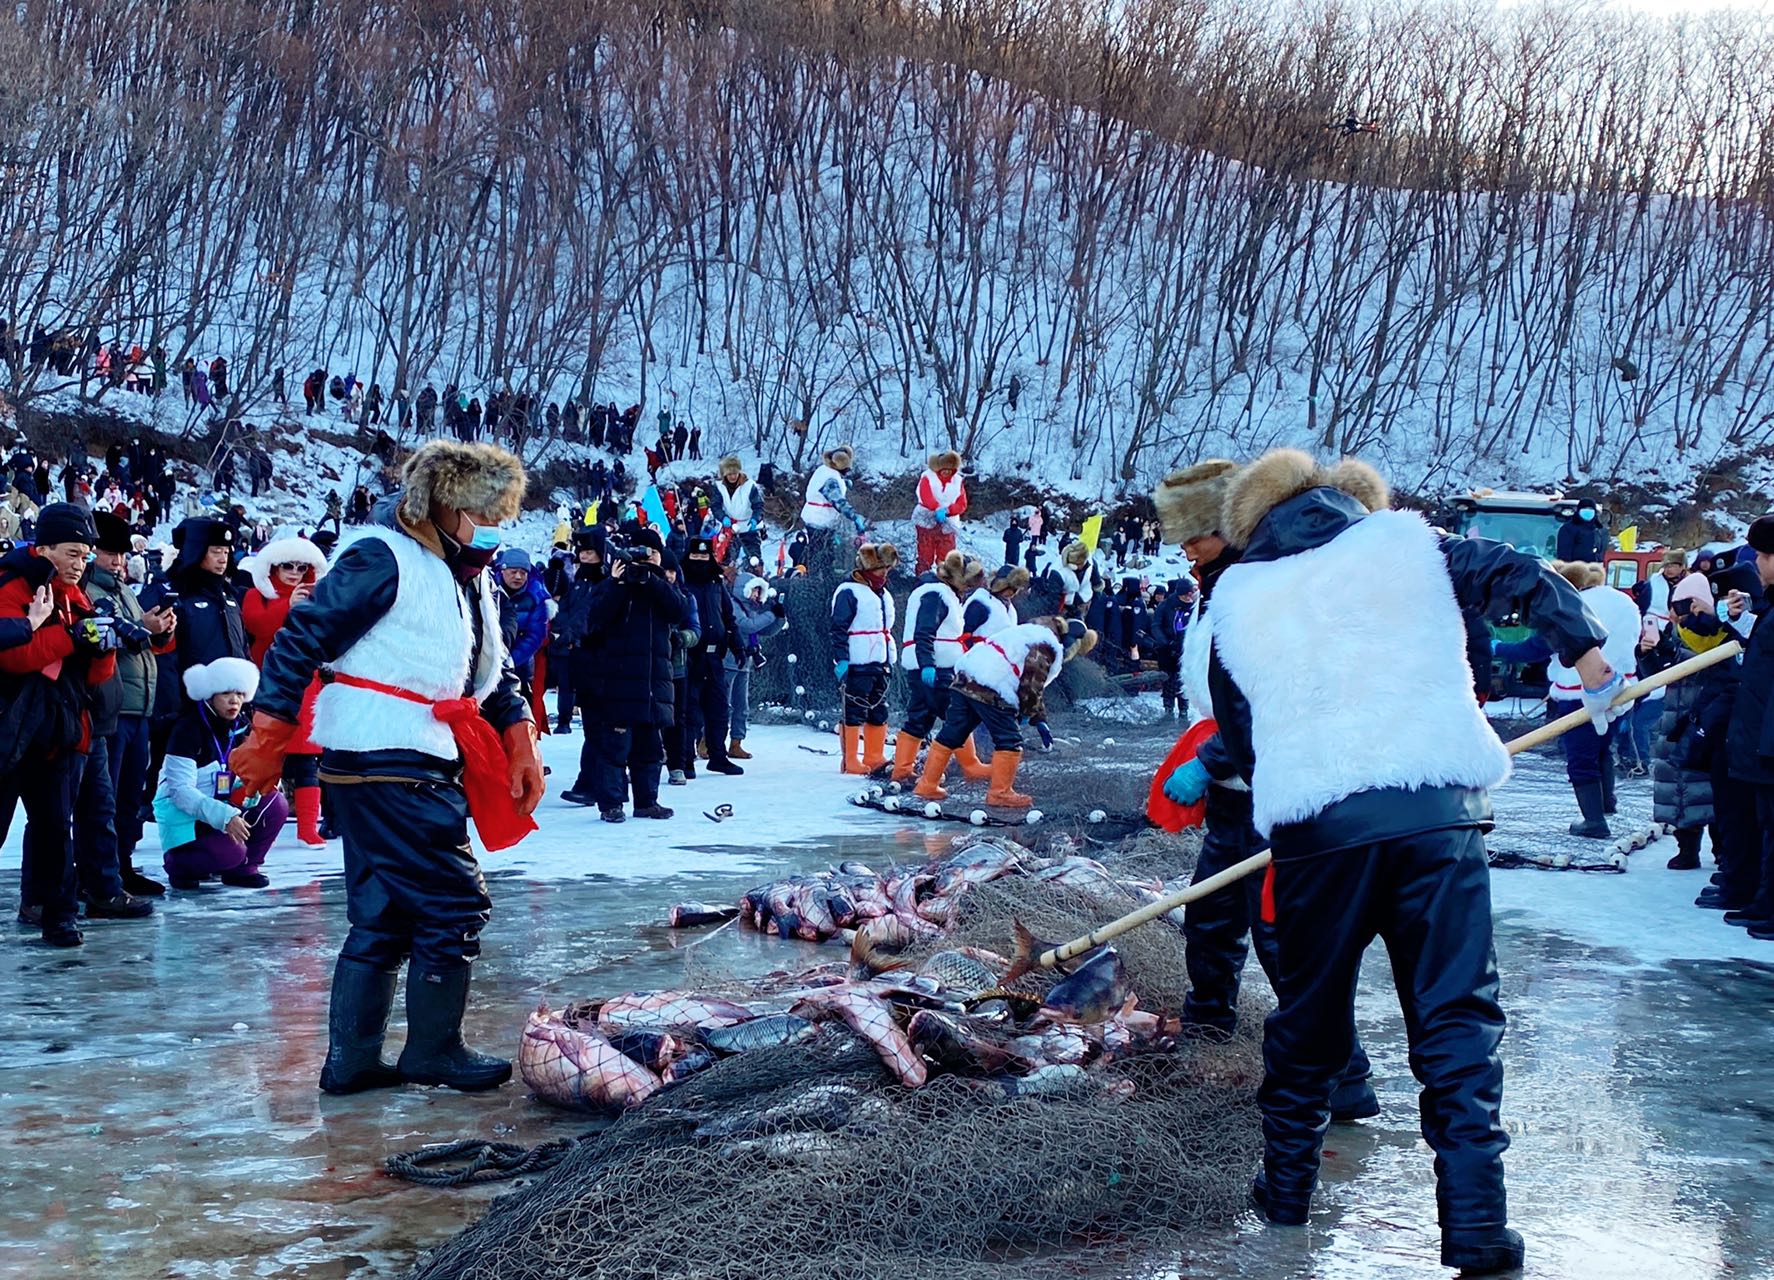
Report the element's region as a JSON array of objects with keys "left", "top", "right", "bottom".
[
  {"left": 0, "top": 504, "right": 121, "bottom": 947},
  {"left": 243, "top": 535, "right": 331, "bottom": 847},
  {"left": 912, "top": 450, "right": 968, "bottom": 572}
]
